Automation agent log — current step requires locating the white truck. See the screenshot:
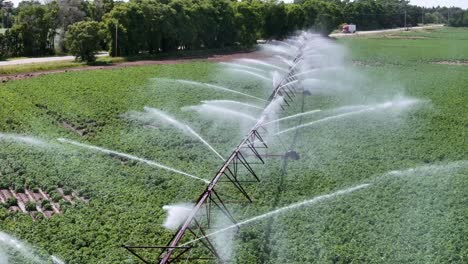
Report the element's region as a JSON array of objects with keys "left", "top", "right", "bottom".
[{"left": 342, "top": 24, "right": 357, "bottom": 34}]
